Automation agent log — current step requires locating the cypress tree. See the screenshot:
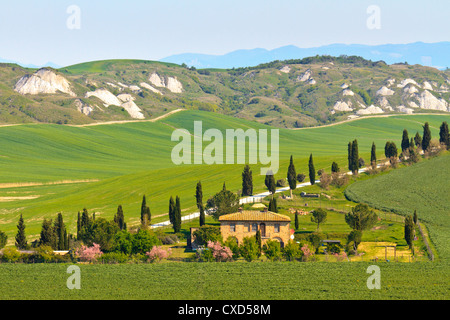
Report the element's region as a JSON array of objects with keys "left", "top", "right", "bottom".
[
  {"left": 195, "top": 181, "right": 203, "bottom": 209},
  {"left": 414, "top": 132, "right": 422, "bottom": 148},
  {"left": 140, "top": 195, "right": 147, "bottom": 223},
  {"left": 255, "top": 230, "right": 262, "bottom": 257},
  {"left": 169, "top": 196, "right": 175, "bottom": 225},
  {"left": 114, "top": 205, "right": 126, "bottom": 230},
  {"left": 350, "top": 139, "right": 359, "bottom": 174},
  {"left": 55, "top": 213, "right": 66, "bottom": 251},
  {"left": 76, "top": 211, "right": 81, "bottom": 239},
  {"left": 241, "top": 165, "right": 253, "bottom": 196},
  {"left": 331, "top": 161, "right": 340, "bottom": 173},
  {"left": 439, "top": 121, "right": 450, "bottom": 150},
  {"left": 308, "top": 154, "right": 316, "bottom": 185},
  {"left": 370, "top": 142, "right": 376, "bottom": 168},
  {"left": 401, "top": 129, "right": 410, "bottom": 152},
  {"left": 199, "top": 205, "right": 205, "bottom": 227},
  {"left": 287, "top": 155, "right": 297, "bottom": 198},
  {"left": 39, "top": 218, "right": 55, "bottom": 248},
  {"left": 15, "top": 214, "right": 27, "bottom": 249},
  {"left": 295, "top": 211, "right": 299, "bottom": 230},
  {"left": 404, "top": 215, "right": 414, "bottom": 251},
  {"left": 413, "top": 210, "right": 418, "bottom": 225},
  {"left": 422, "top": 122, "right": 432, "bottom": 151},
  {"left": 347, "top": 141, "right": 353, "bottom": 171},
  {"left": 173, "top": 196, "right": 182, "bottom": 233},
  {"left": 264, "top": 171, "right": 276, "bottom": 194}
]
